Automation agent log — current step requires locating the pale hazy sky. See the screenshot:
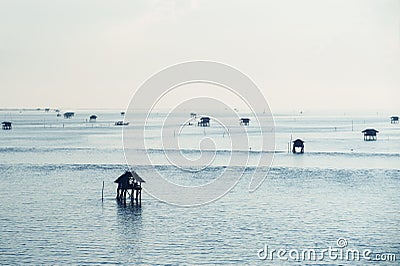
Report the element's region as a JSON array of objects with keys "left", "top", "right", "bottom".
[{"left": 0, "top": 0, "right": 399, "bottom": 112}]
